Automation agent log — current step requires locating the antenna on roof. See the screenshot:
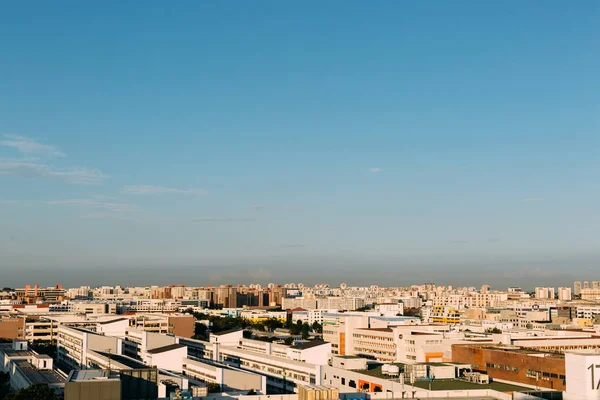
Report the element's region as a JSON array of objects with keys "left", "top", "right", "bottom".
[{"left": 106, "top": 348, "right": 112, "bottom": 374}]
